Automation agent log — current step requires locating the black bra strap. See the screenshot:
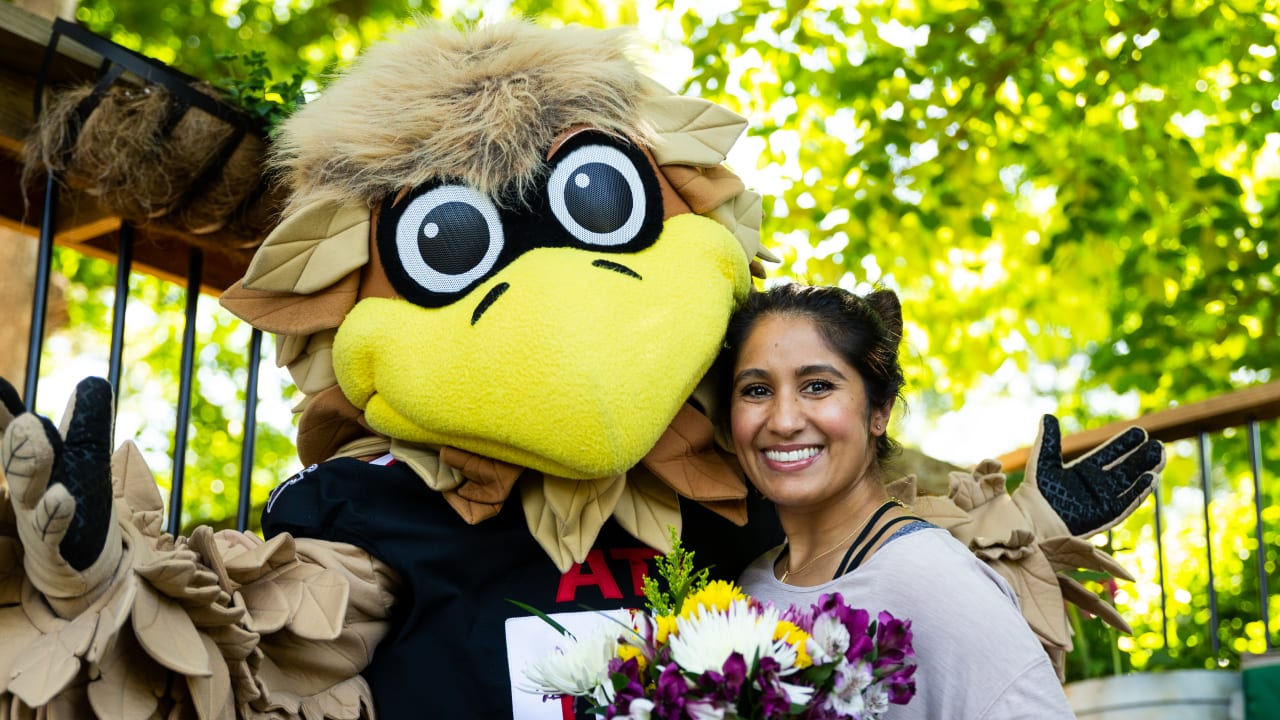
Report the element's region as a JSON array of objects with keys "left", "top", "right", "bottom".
[
  {"left": 835, "top": 514, "right": 925, "bottom": 578},
  {"left": 833, "top": 501, "right": 901, "bottom": 578}
]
